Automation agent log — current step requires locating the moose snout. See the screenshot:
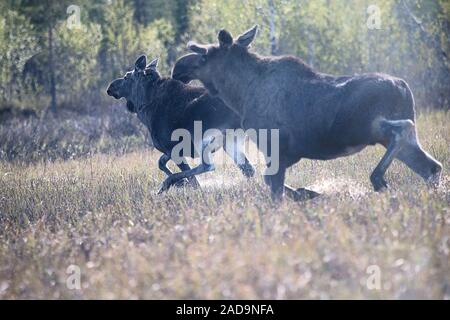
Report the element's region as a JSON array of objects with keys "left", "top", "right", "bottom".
[
  {"left": 172, "top": 72, "right": 191, "bottom": 84},
  {"left": 106, "top": 83, "right": 120, "bottom": 99},
  {"left": 171, "top": 66, "right": 192, "bottom": 83},
  {"left": 107, "top": 78, "right": 126, "bottom": 99},
  {"left": 106, "top": 84, "right": 114, "bottom": 96}
]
